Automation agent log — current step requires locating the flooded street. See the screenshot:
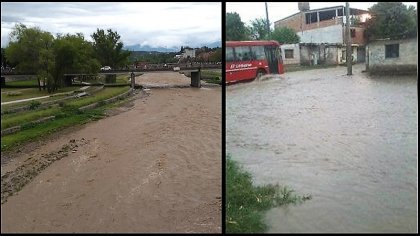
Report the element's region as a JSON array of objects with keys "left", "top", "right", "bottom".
[{"left": 226, "top": 64, "right": 417, "bottom": 233}]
